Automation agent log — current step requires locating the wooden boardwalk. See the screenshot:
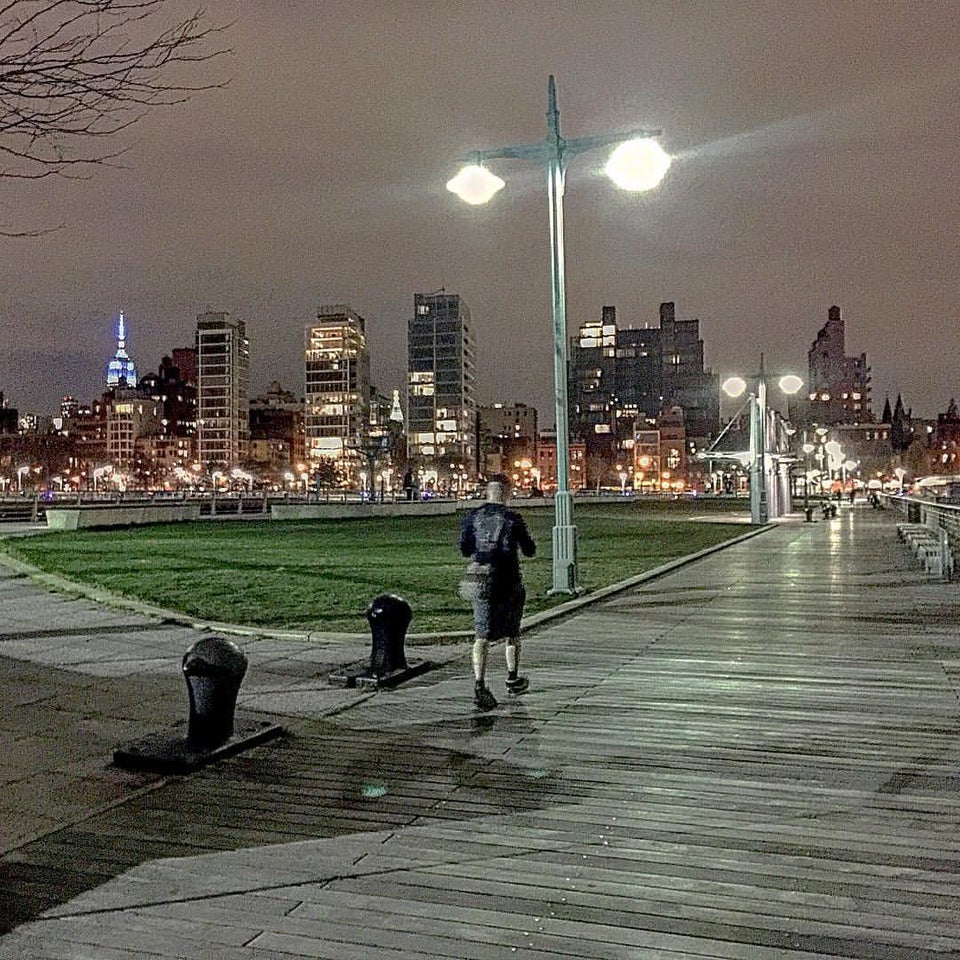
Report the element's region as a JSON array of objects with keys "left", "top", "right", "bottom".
[{"left": 3, "top": 506, "right": 960, "bottom": 957}]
